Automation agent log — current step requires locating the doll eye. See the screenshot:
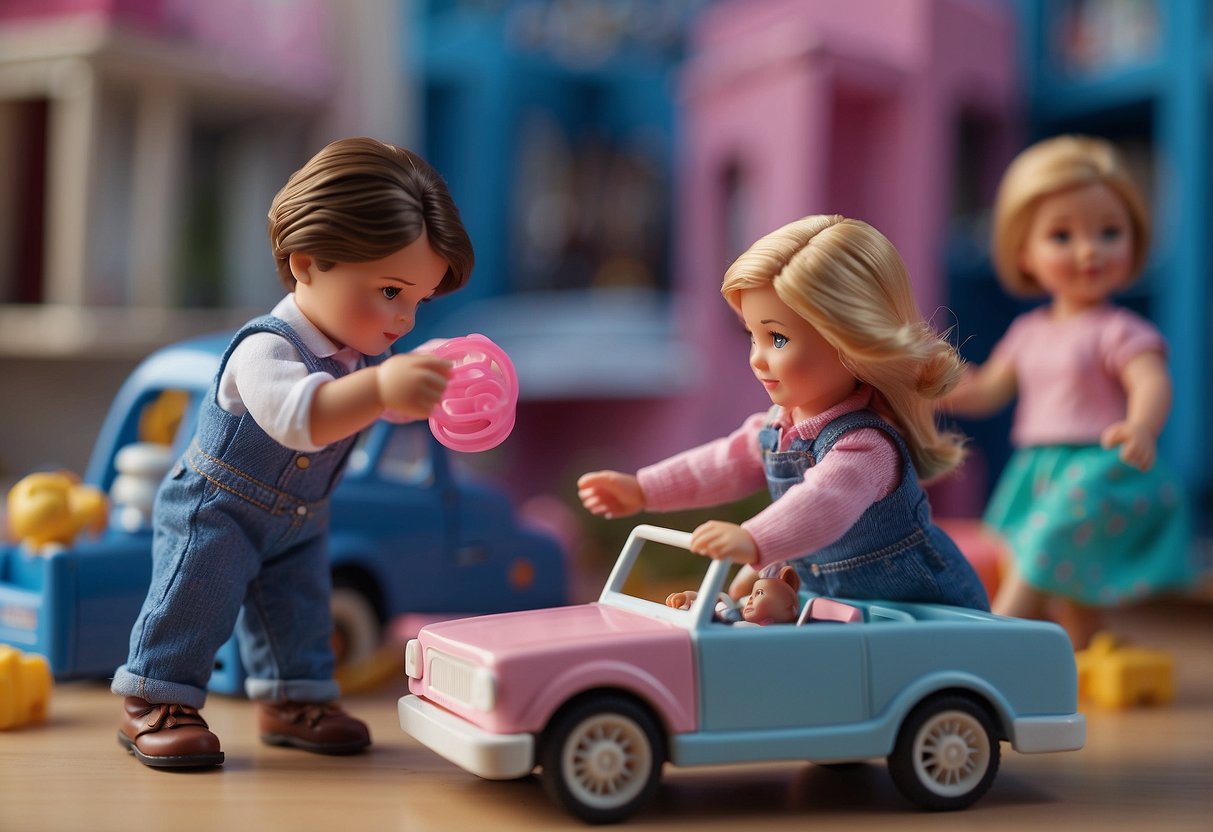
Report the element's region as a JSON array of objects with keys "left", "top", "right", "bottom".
[
  {"left": 1100, "top": 225, "right": 1124, "bottom": 242},
  {"left": 1048, "top": 229, "right": 1071, "bottom": 244},
  {"left": 771, "top": 332, "right": 788, "bottom": 349},
  {"left": 382, "top": 286, "right": 402, "bottom": 300}
]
